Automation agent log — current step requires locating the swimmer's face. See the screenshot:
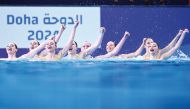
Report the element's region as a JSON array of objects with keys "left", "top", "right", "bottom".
[
  {"left": 149, "top": 42, "right": 159, "bottom": 55},
  {"left": 145, "top": 38, "right": 154, "bottom": 49},
  {"left": 81, "top": 41, "right": 91, "bottom": 52},
  {"left": 6, "top": 43, "right": 17, "bottom": 55},
  {"left": 29, "top": 40, "right": 39, "bottom": 51},
  {"left": 68, "top": 42, "right": 77, "bottom": 54},
  {"left": 106, "top": 41, "right": 115, "bottom": 53},
  {"left": 45, "top": 40, "right": 56, "bottom": 52}
]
